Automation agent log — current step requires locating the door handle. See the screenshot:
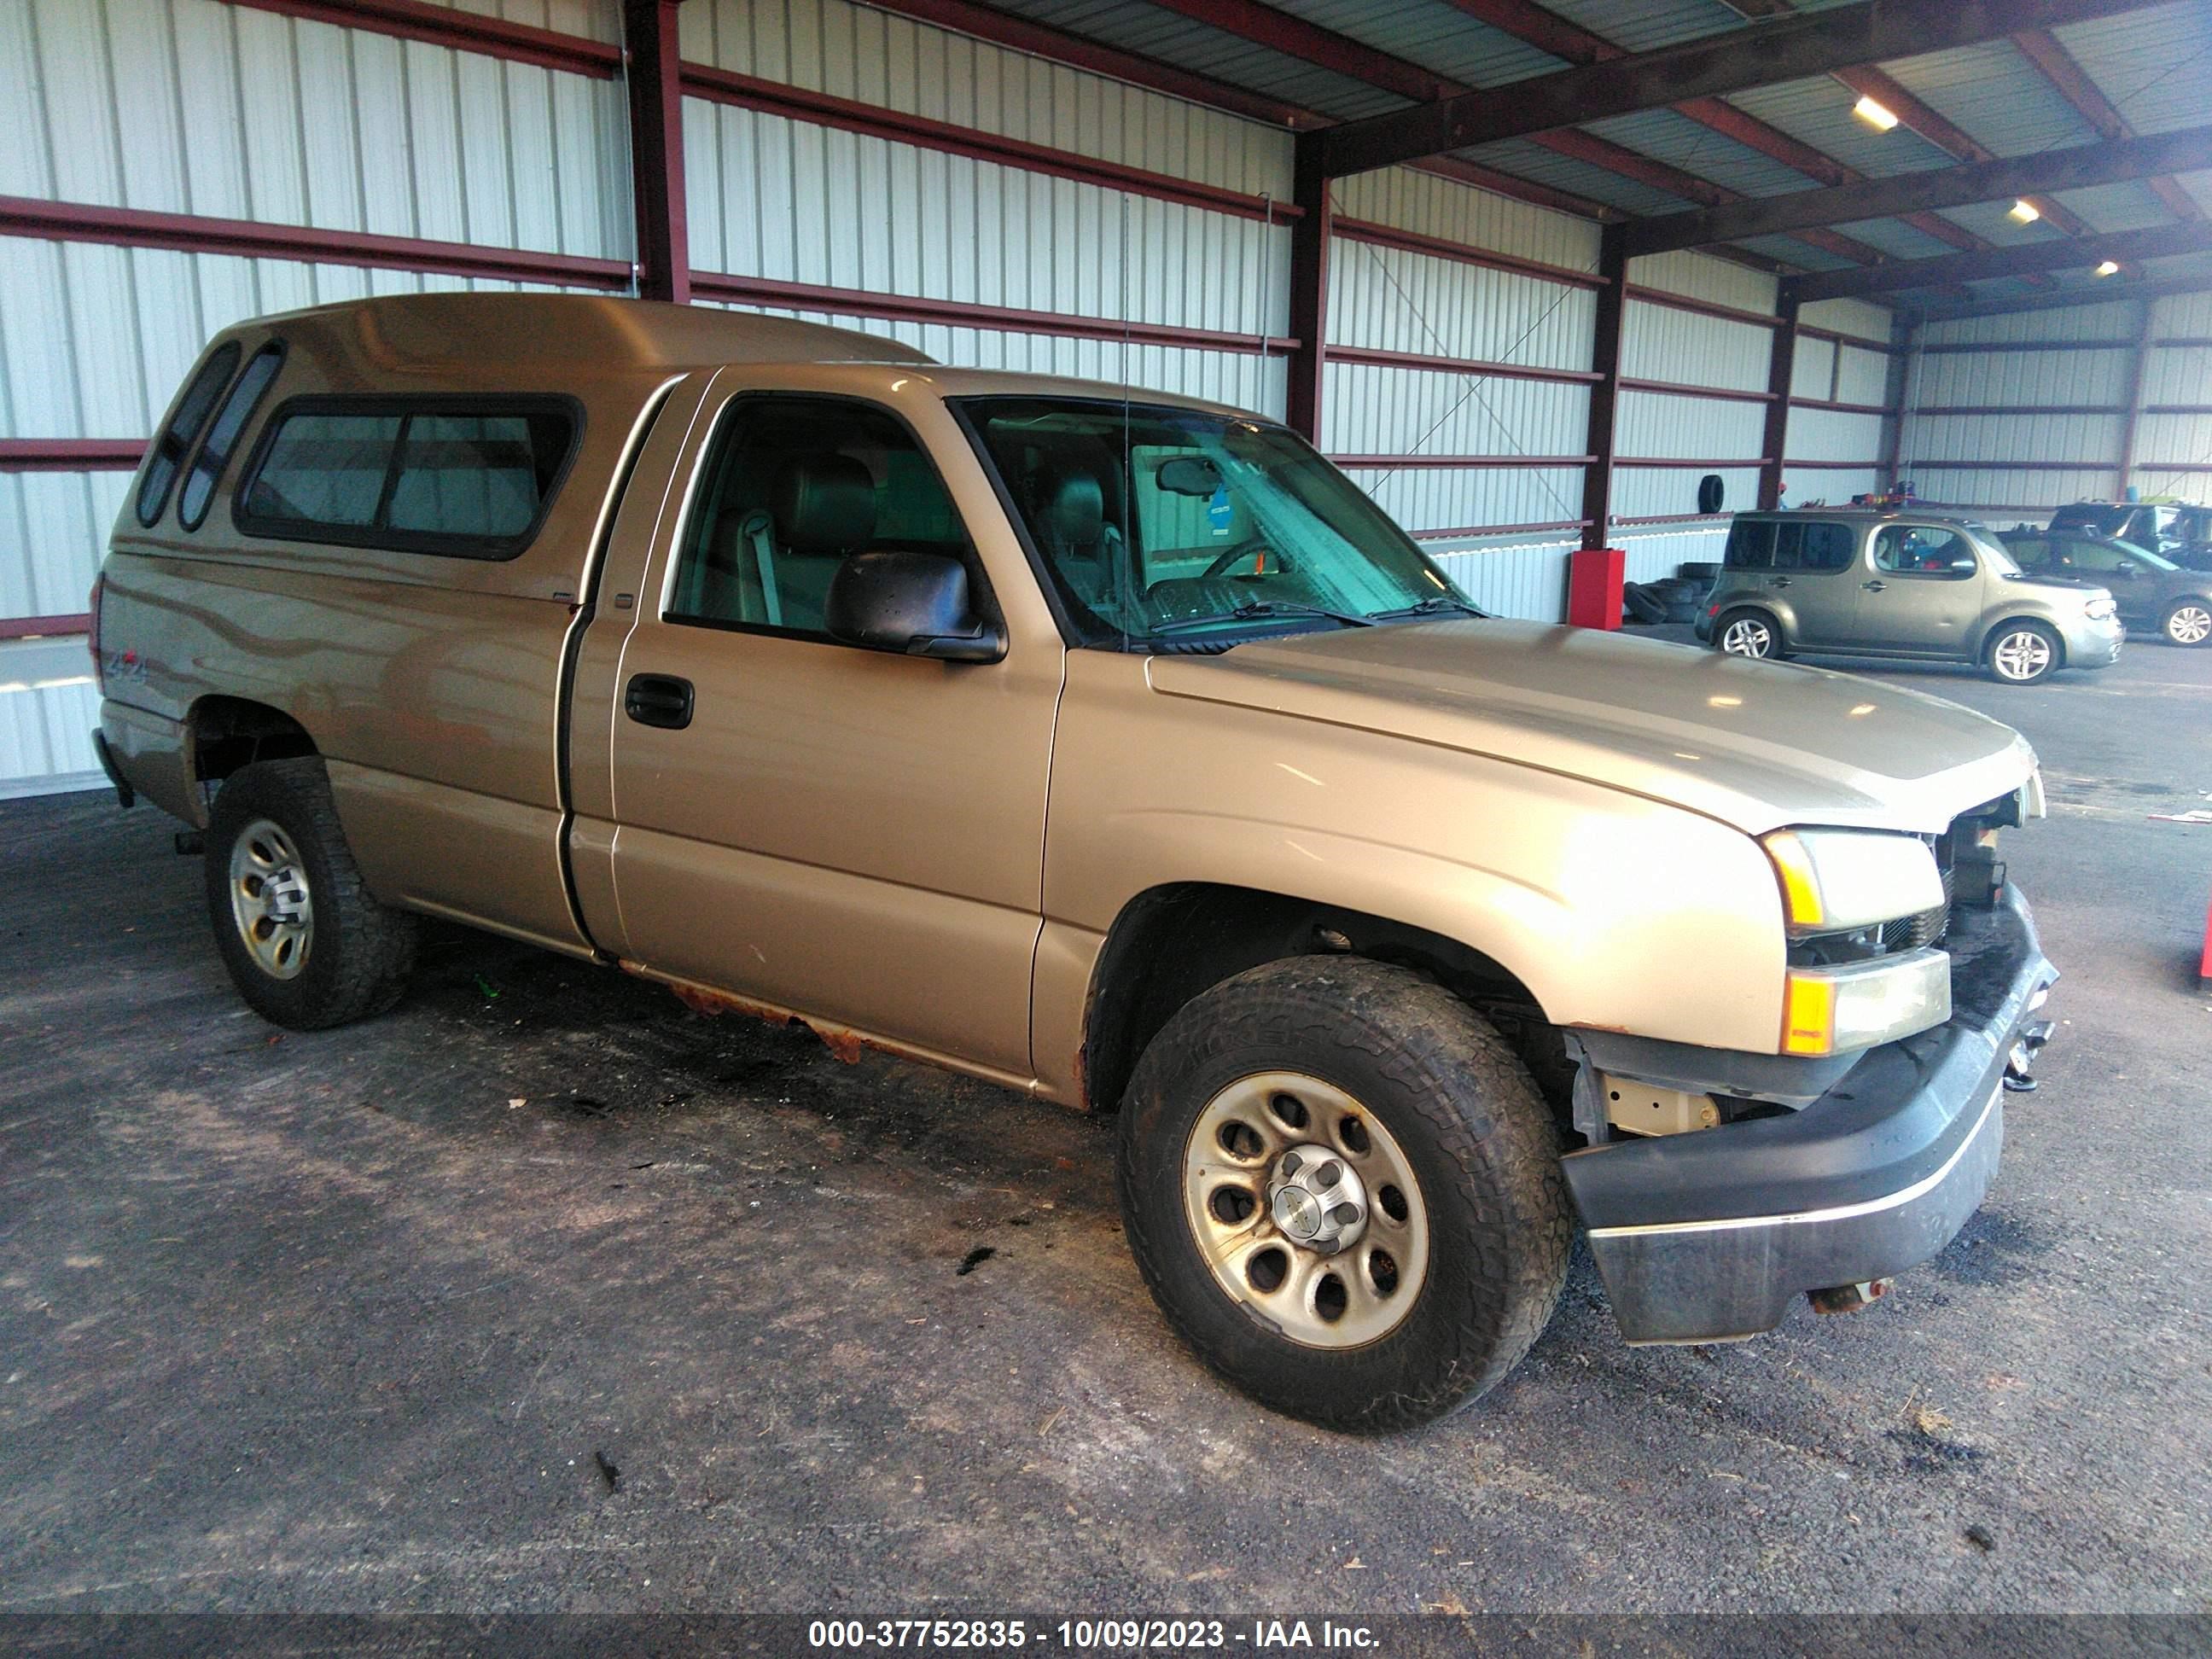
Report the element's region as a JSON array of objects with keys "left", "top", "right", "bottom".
[
  {"left": 1863, "top": 579, "right": 1888, "bottom": 591},
  {"left": 624, "top": 672, "right": 695, "bottom": 731},
  {"left": 1769, "top": 577, "right": 1792, "bottom": 589}
]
